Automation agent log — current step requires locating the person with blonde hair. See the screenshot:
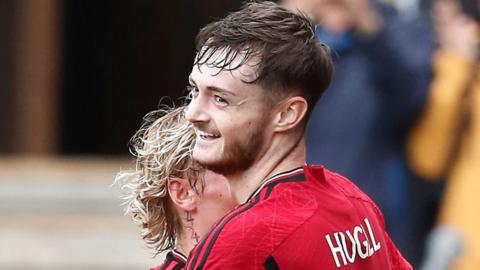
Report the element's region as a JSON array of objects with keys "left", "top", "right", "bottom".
[{"left": 115, "top": 106, "right": 236, "bottom": 270}]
